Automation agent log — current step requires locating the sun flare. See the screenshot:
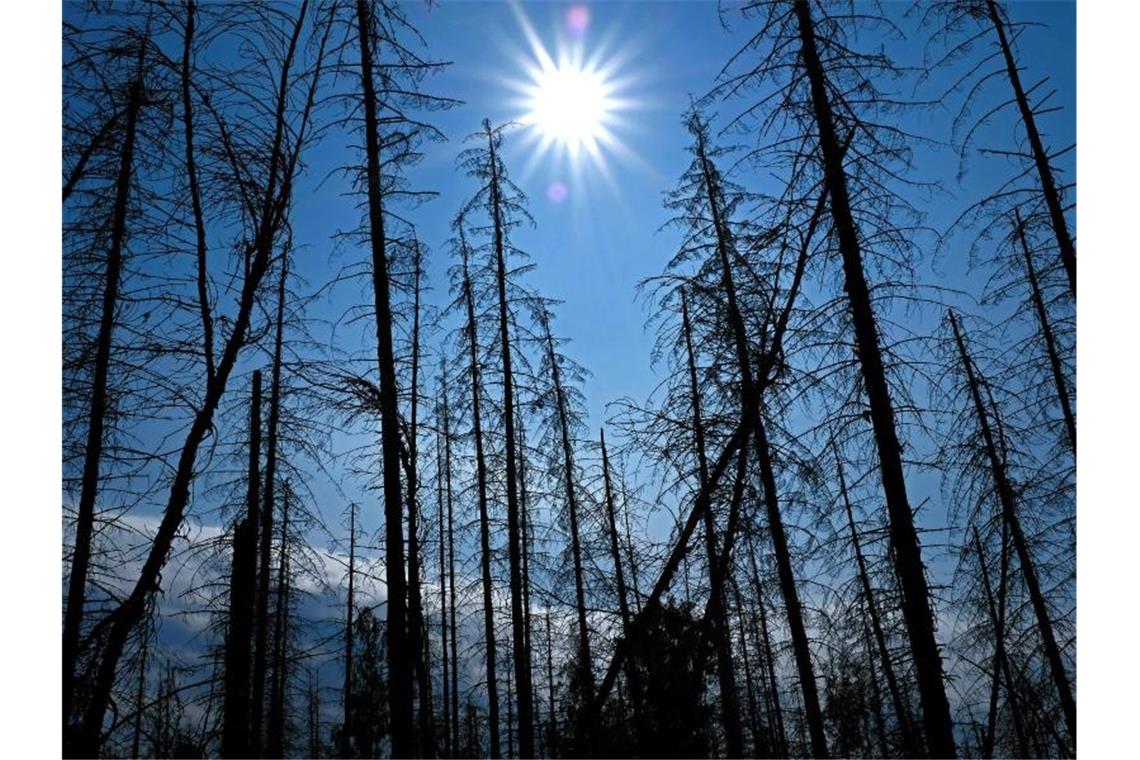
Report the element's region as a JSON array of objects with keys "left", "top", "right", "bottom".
[
  {"left": 503, "top": 3, "right": 644, "bottom": 197},
  {"left": 526, "top": 63, "right": 612, "bottom": 149}
]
